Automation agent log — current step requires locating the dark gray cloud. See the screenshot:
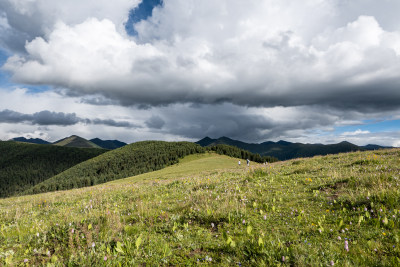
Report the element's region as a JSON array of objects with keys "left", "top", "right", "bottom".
[
  {"left": 145, "top": 115, "right": 165, "bottom": 129},
  {"left": 0, "top": 109, "right": 79, "bottom": 126},
  {"left": 146, "top": 104, "right": 346, "bottom": 143},
  {"left": 91, "top": 118, "right": 141, "bottom": 128},
  {"left": 32, "top": 110, "right": 80, "bottom": 125},
  {"left": 0, "top": 109, "right": 31, "bottom": 123},
  {"left": 0, "top": 109, "right": 139, "bottom": 128}
]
